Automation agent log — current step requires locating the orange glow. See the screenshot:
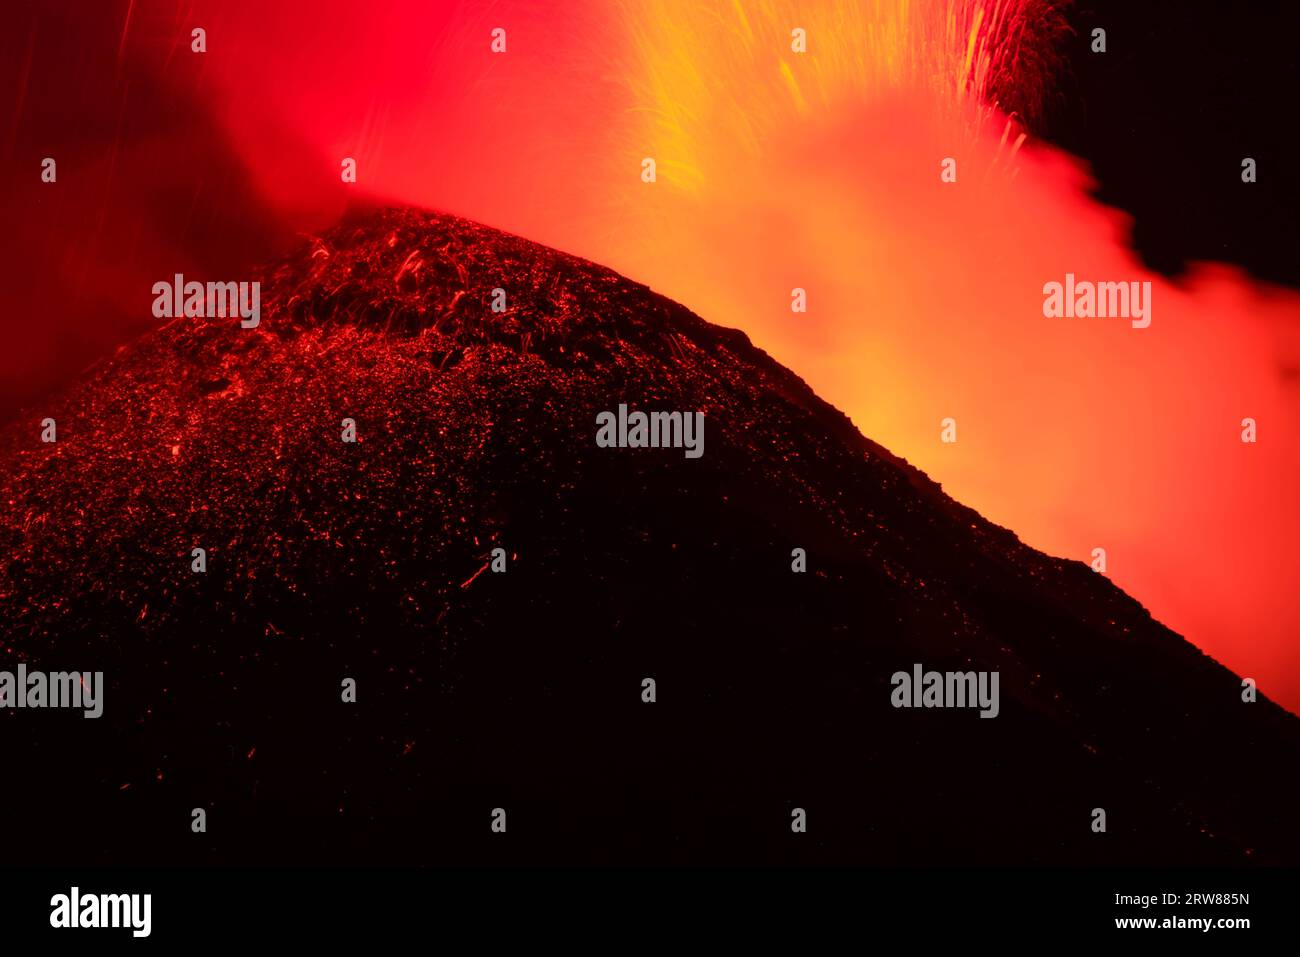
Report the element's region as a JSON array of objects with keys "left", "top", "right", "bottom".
[{"left": 191, "top": 0, "right": 1300, "bottom": 709}]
